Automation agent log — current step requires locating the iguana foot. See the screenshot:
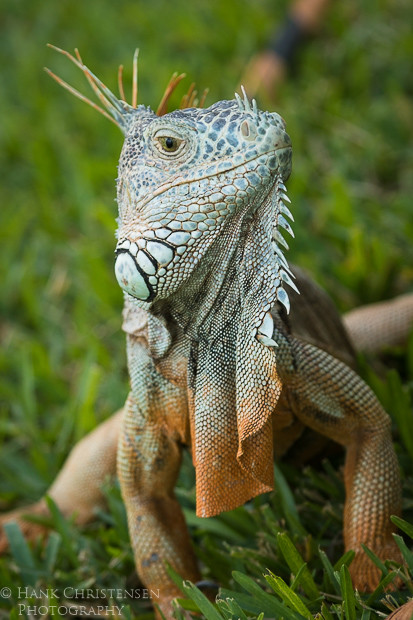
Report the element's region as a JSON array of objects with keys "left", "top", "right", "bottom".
[
  {"left": 0, "top": 499, "right": 50, "bottom": 553},
  {"left": 349, "top": 542, "right": 404, "bottom": 591}
]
